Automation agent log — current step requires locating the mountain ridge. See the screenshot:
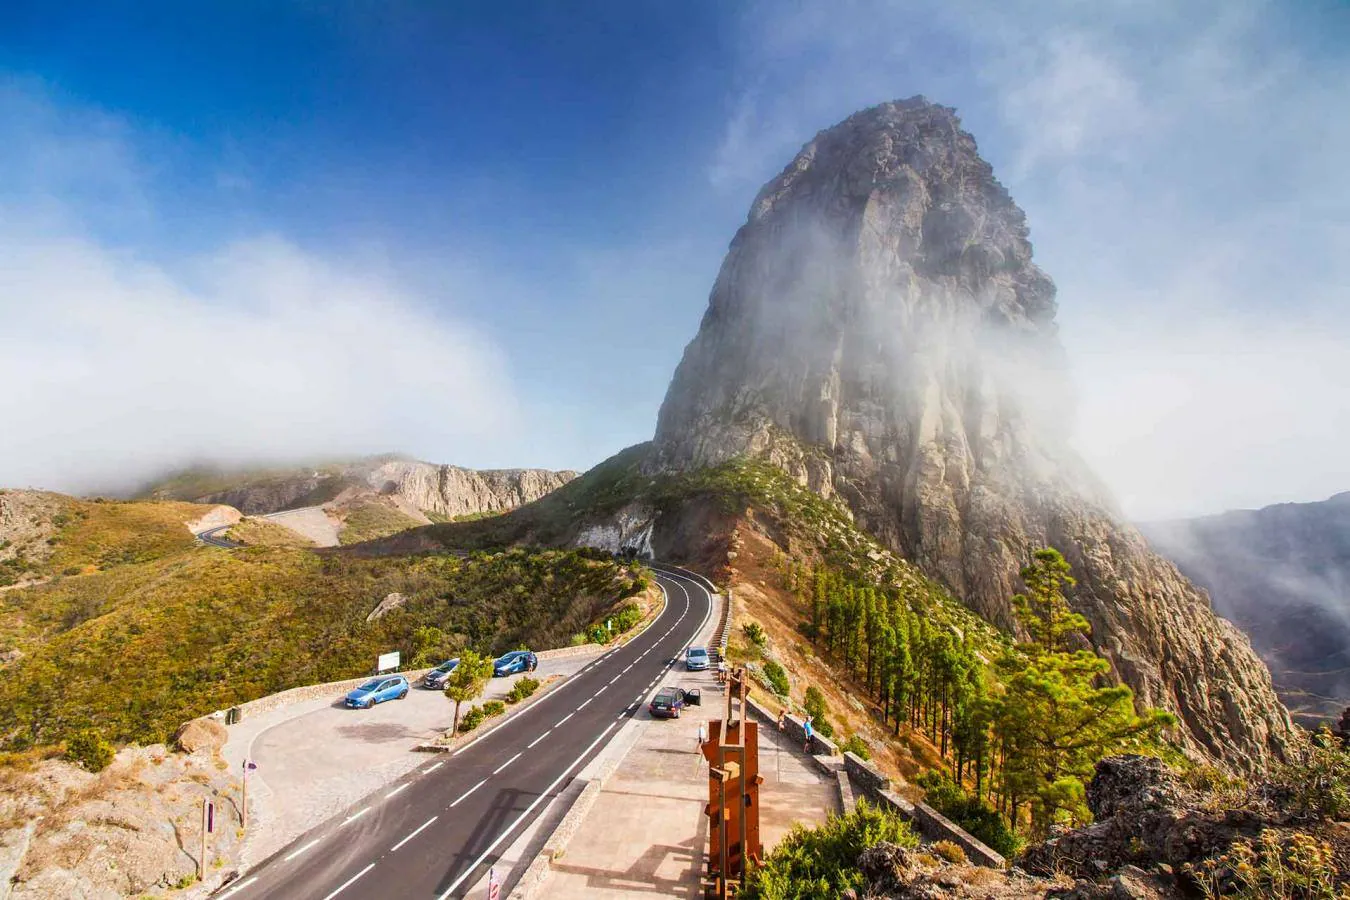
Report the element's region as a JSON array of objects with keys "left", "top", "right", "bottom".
[{"left": 651, "top": 97, "right": 1293, "bottom": 770}]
